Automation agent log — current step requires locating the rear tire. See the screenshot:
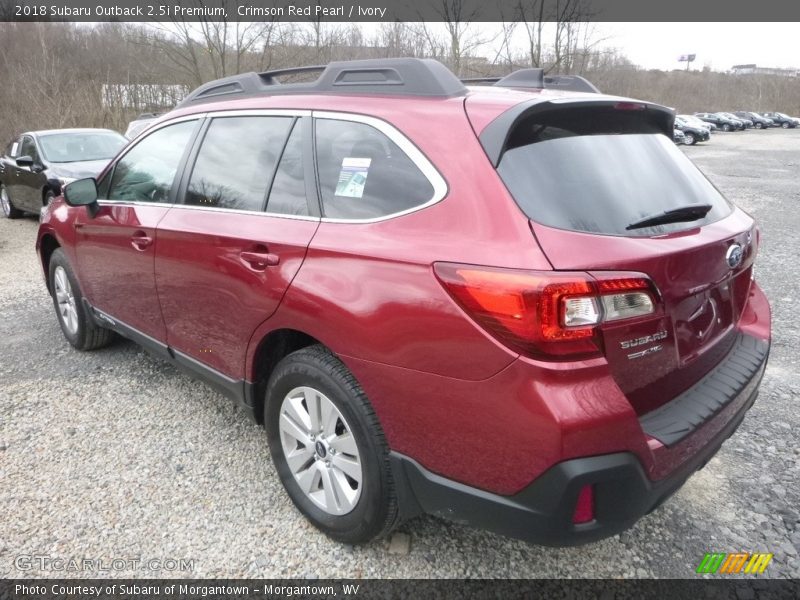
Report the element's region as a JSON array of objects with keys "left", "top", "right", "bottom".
[
  {"left": 48, "top": 248, "right": 115, "bottom": 350},
  {"left": 265, "top": 345, "right": 399, "bottom": 544},
  {"left": 722, "top": 124, "right": 731, "bottom": 132},
  {"left": 756, "top": 122, "right": 763, "bottom": 129},
  {"left": 781, "top": 122, "right": 789, "bottom": 129},
  {"left": 1, "top": 184, "right": 23, "bottom": 219}
]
